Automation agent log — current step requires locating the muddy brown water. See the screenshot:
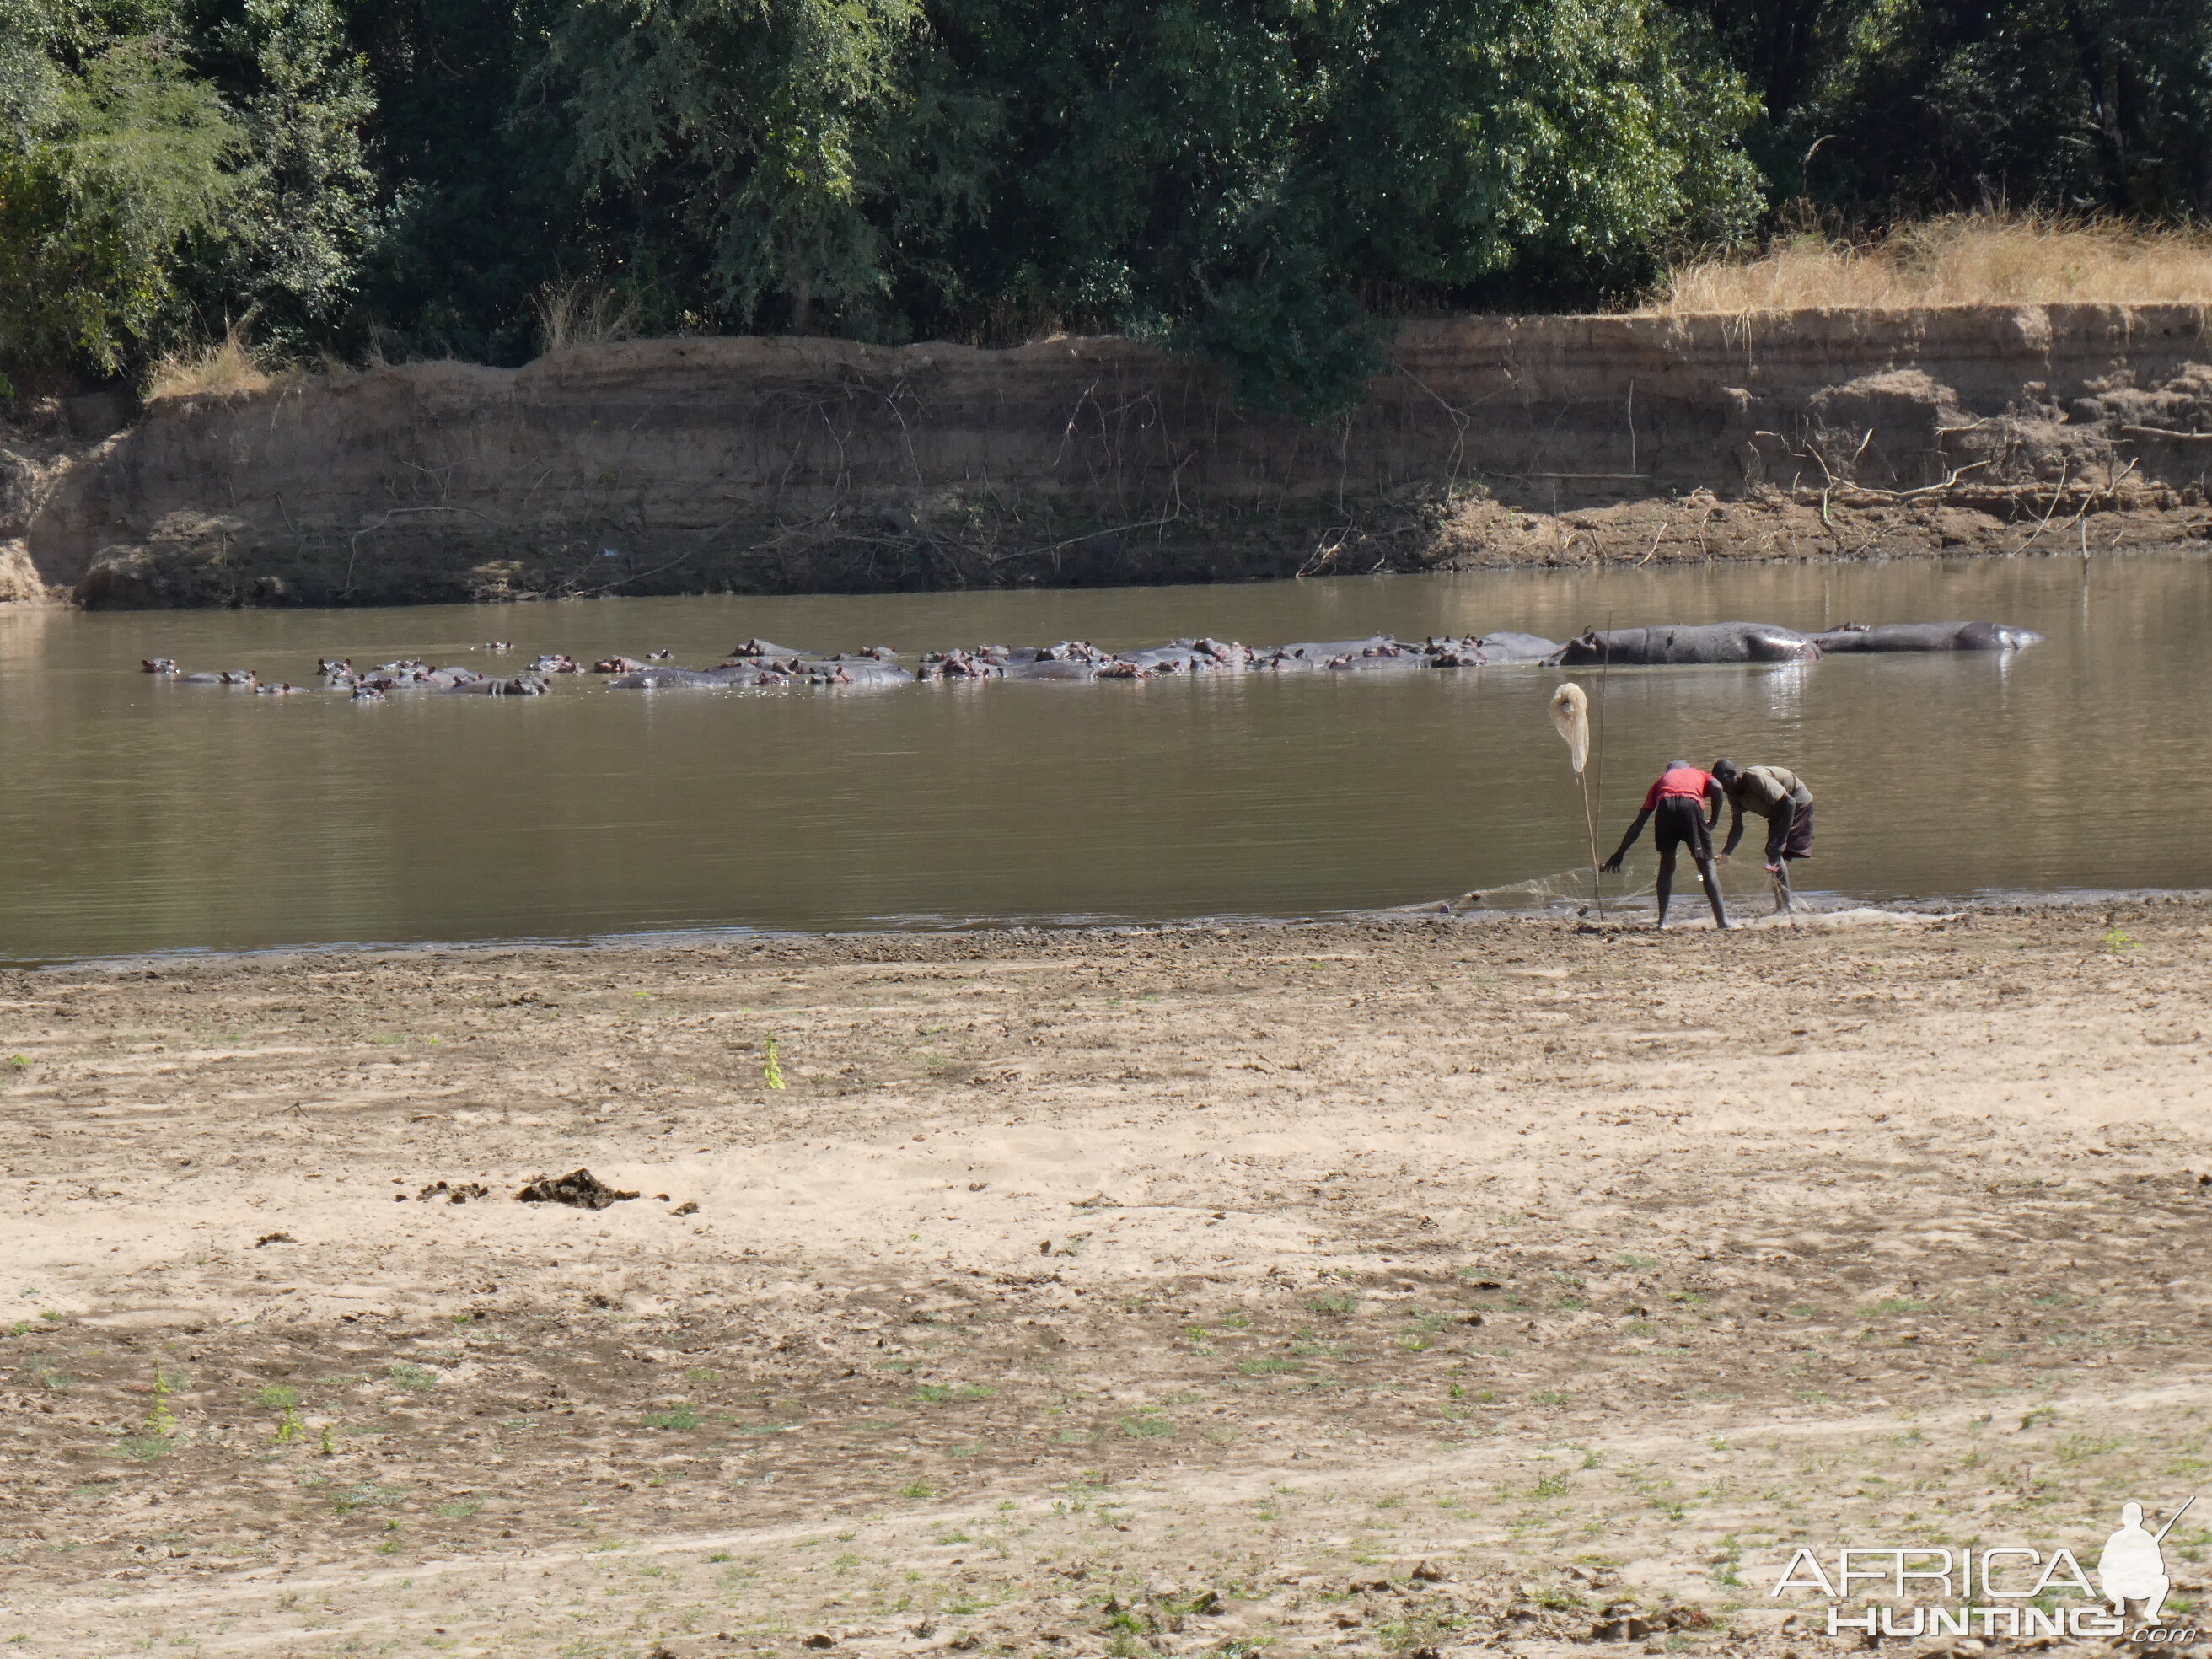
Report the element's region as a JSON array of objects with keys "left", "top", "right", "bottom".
[{"left": 1, "top": 552, "right": 2207, "bottom": 961}]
